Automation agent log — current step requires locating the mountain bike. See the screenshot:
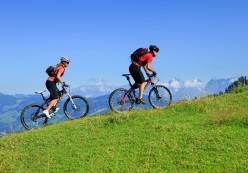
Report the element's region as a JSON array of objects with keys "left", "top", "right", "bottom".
[
  {"left": 109, "top": 74, "right": 172, "bottom": 113},
  {"left": 20, "top": 85, "right": 89, "bottom": 130}
]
